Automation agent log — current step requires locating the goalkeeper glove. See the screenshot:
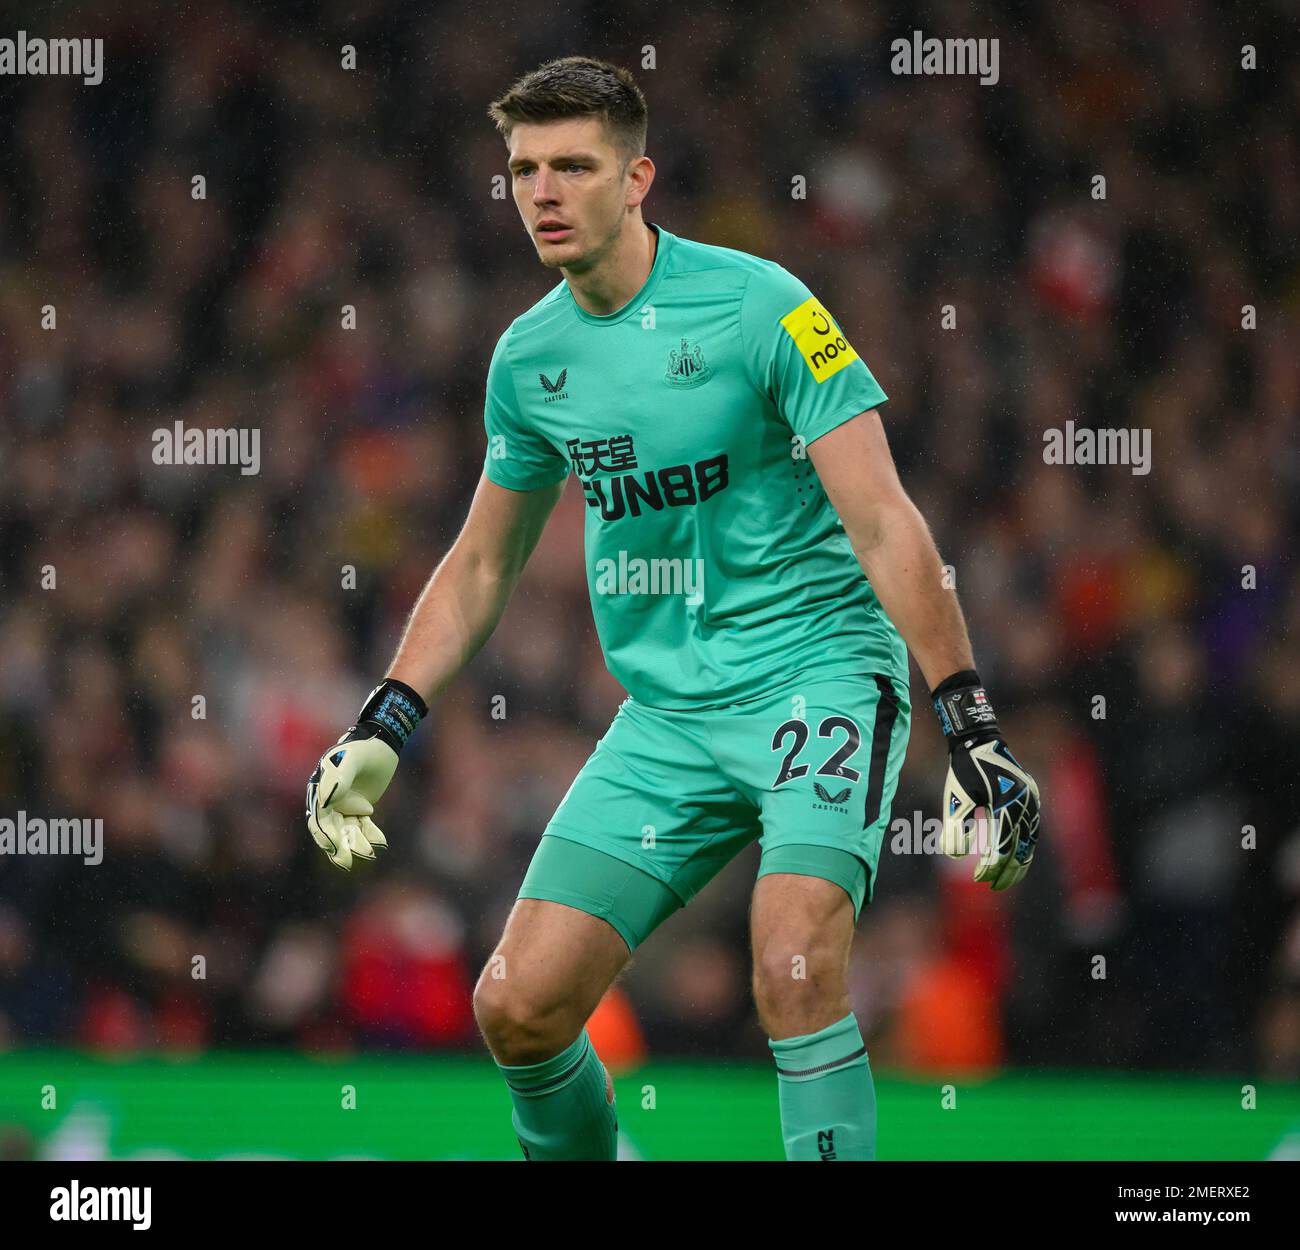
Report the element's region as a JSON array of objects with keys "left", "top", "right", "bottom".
[
  {"left": 305, "top": 678, "right": 427, "bottom": 871},
  {"left": 931, "top": 669, "right": 1041, "bottom": 891}
]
